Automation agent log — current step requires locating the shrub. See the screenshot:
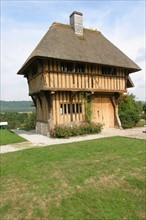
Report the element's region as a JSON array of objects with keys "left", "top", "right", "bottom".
[
  {"left": 136, "top": 119, "right": 146, "bottom": 127},
  {"left": 23, "top": 112, "right": 36, "bottom": 130},
  {"left": 51, "top": 125, "right": 72, "bottom": 138},
  {"left": 85, "top": 101, "right": 92, "bottom": 123},
  {"left": 50, "top": 122, "right": 102, "bottom": 138},
  {"left": 119, "top": 94, "right": 142, "bottom": 129}
]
